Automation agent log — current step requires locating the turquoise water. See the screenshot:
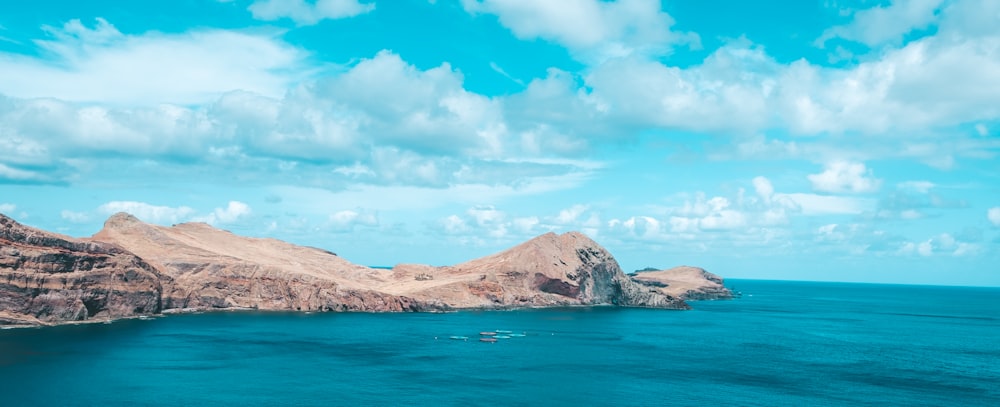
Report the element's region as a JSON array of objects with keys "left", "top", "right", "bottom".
[{"left": 2, "top": 280, "right": 998, "bottom": 406}]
